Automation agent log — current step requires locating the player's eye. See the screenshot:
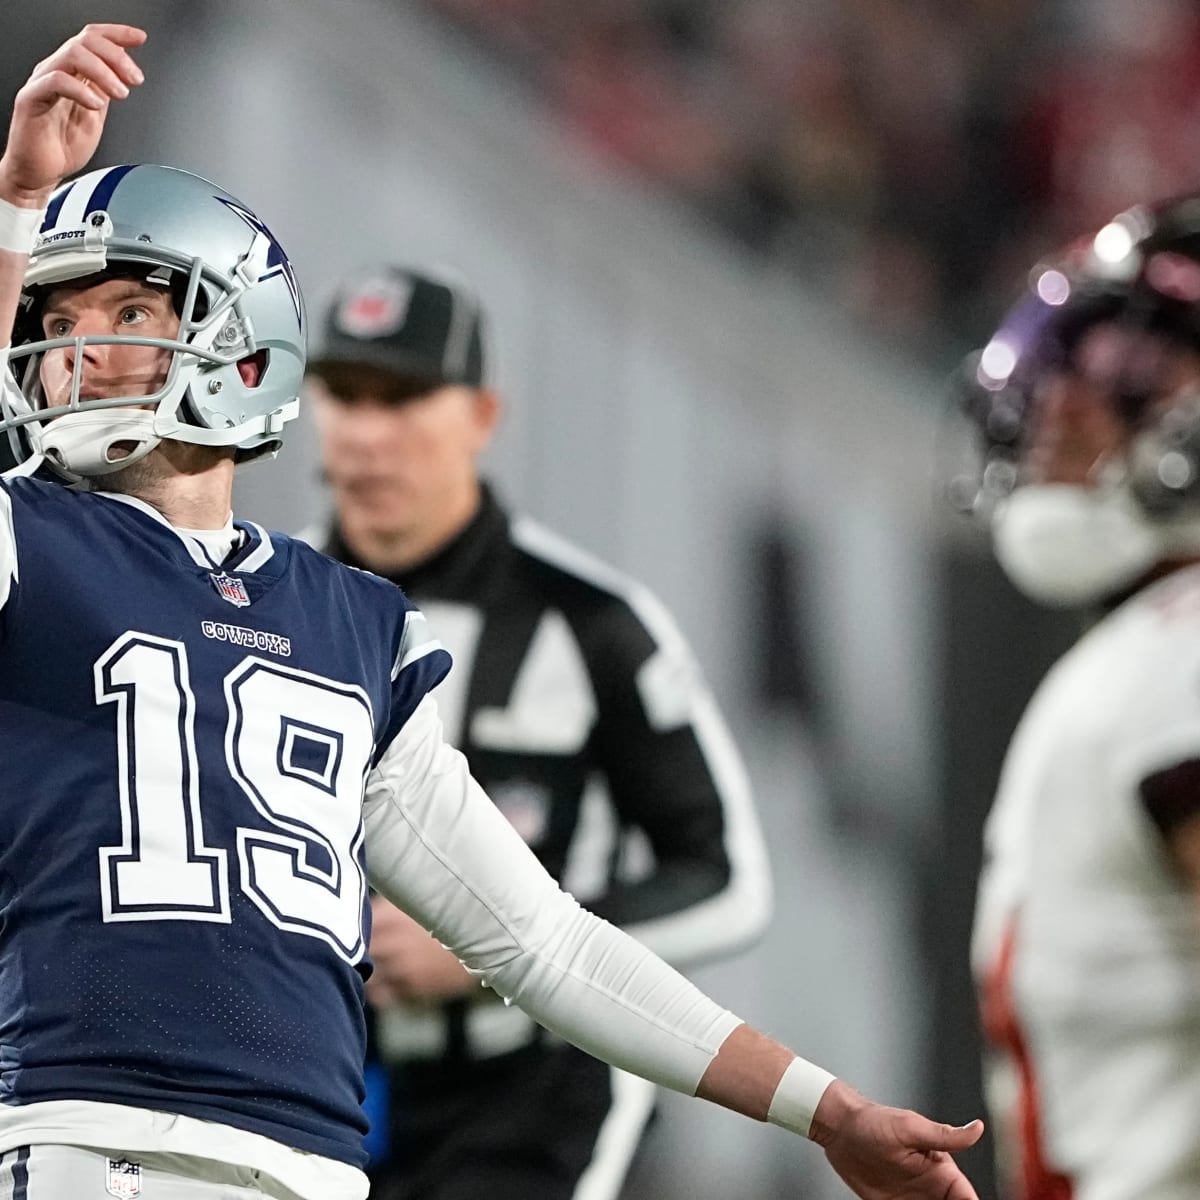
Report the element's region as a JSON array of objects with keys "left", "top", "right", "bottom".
[
  {"left": 44, "top": 317, "right": 72, "bottom": 338},
  {"left": 118, "top": 306, "right": 149, "bottom": 326}
]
